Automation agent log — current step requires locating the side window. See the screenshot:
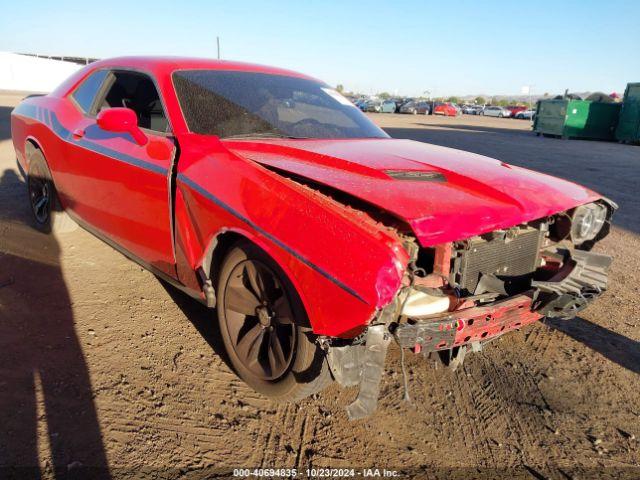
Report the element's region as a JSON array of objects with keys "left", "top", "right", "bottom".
[
  {"left": 97, "top": 71, "right": 169, "bottom": 133},
  {"left": 70, "top": 70, "right": 108, "bottom": 113}
]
